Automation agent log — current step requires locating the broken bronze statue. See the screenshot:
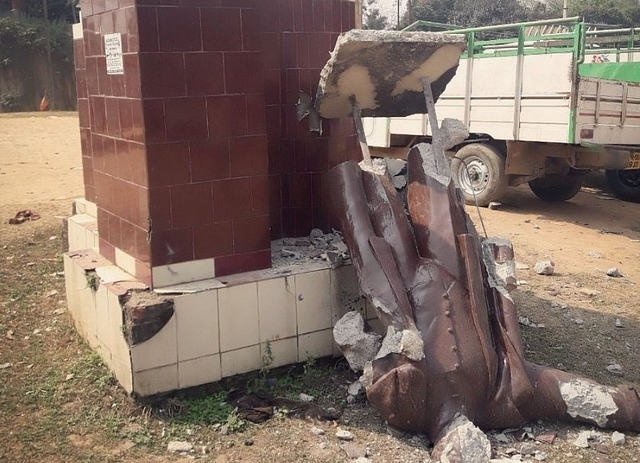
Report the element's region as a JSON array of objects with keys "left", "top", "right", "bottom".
[{"left": 329, "top": 136, "right": 640, "bottom": 455}]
